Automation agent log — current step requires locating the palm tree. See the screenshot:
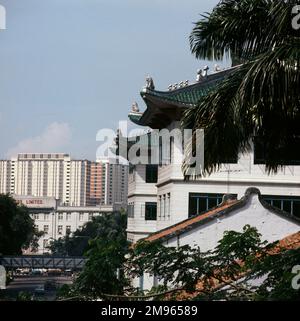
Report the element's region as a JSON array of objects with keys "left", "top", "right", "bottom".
[{"left": 182, "top": 0, "right": 300, "bottom": 177}]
